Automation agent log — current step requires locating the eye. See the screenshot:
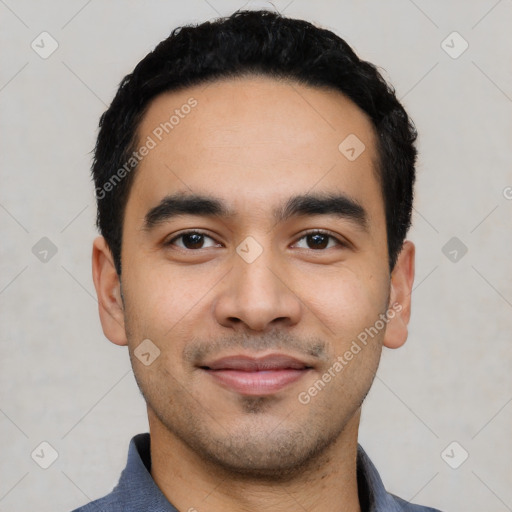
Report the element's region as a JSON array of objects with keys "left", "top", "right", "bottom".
[
  {"left": 293, "top": 230, "right": 345, "bottom": 250},
  {"left": 165, "top": 231, "right": 221, "bottom": 250},
  {"left": 165, "top": 229, "right": 346, "bottom": 251}
]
